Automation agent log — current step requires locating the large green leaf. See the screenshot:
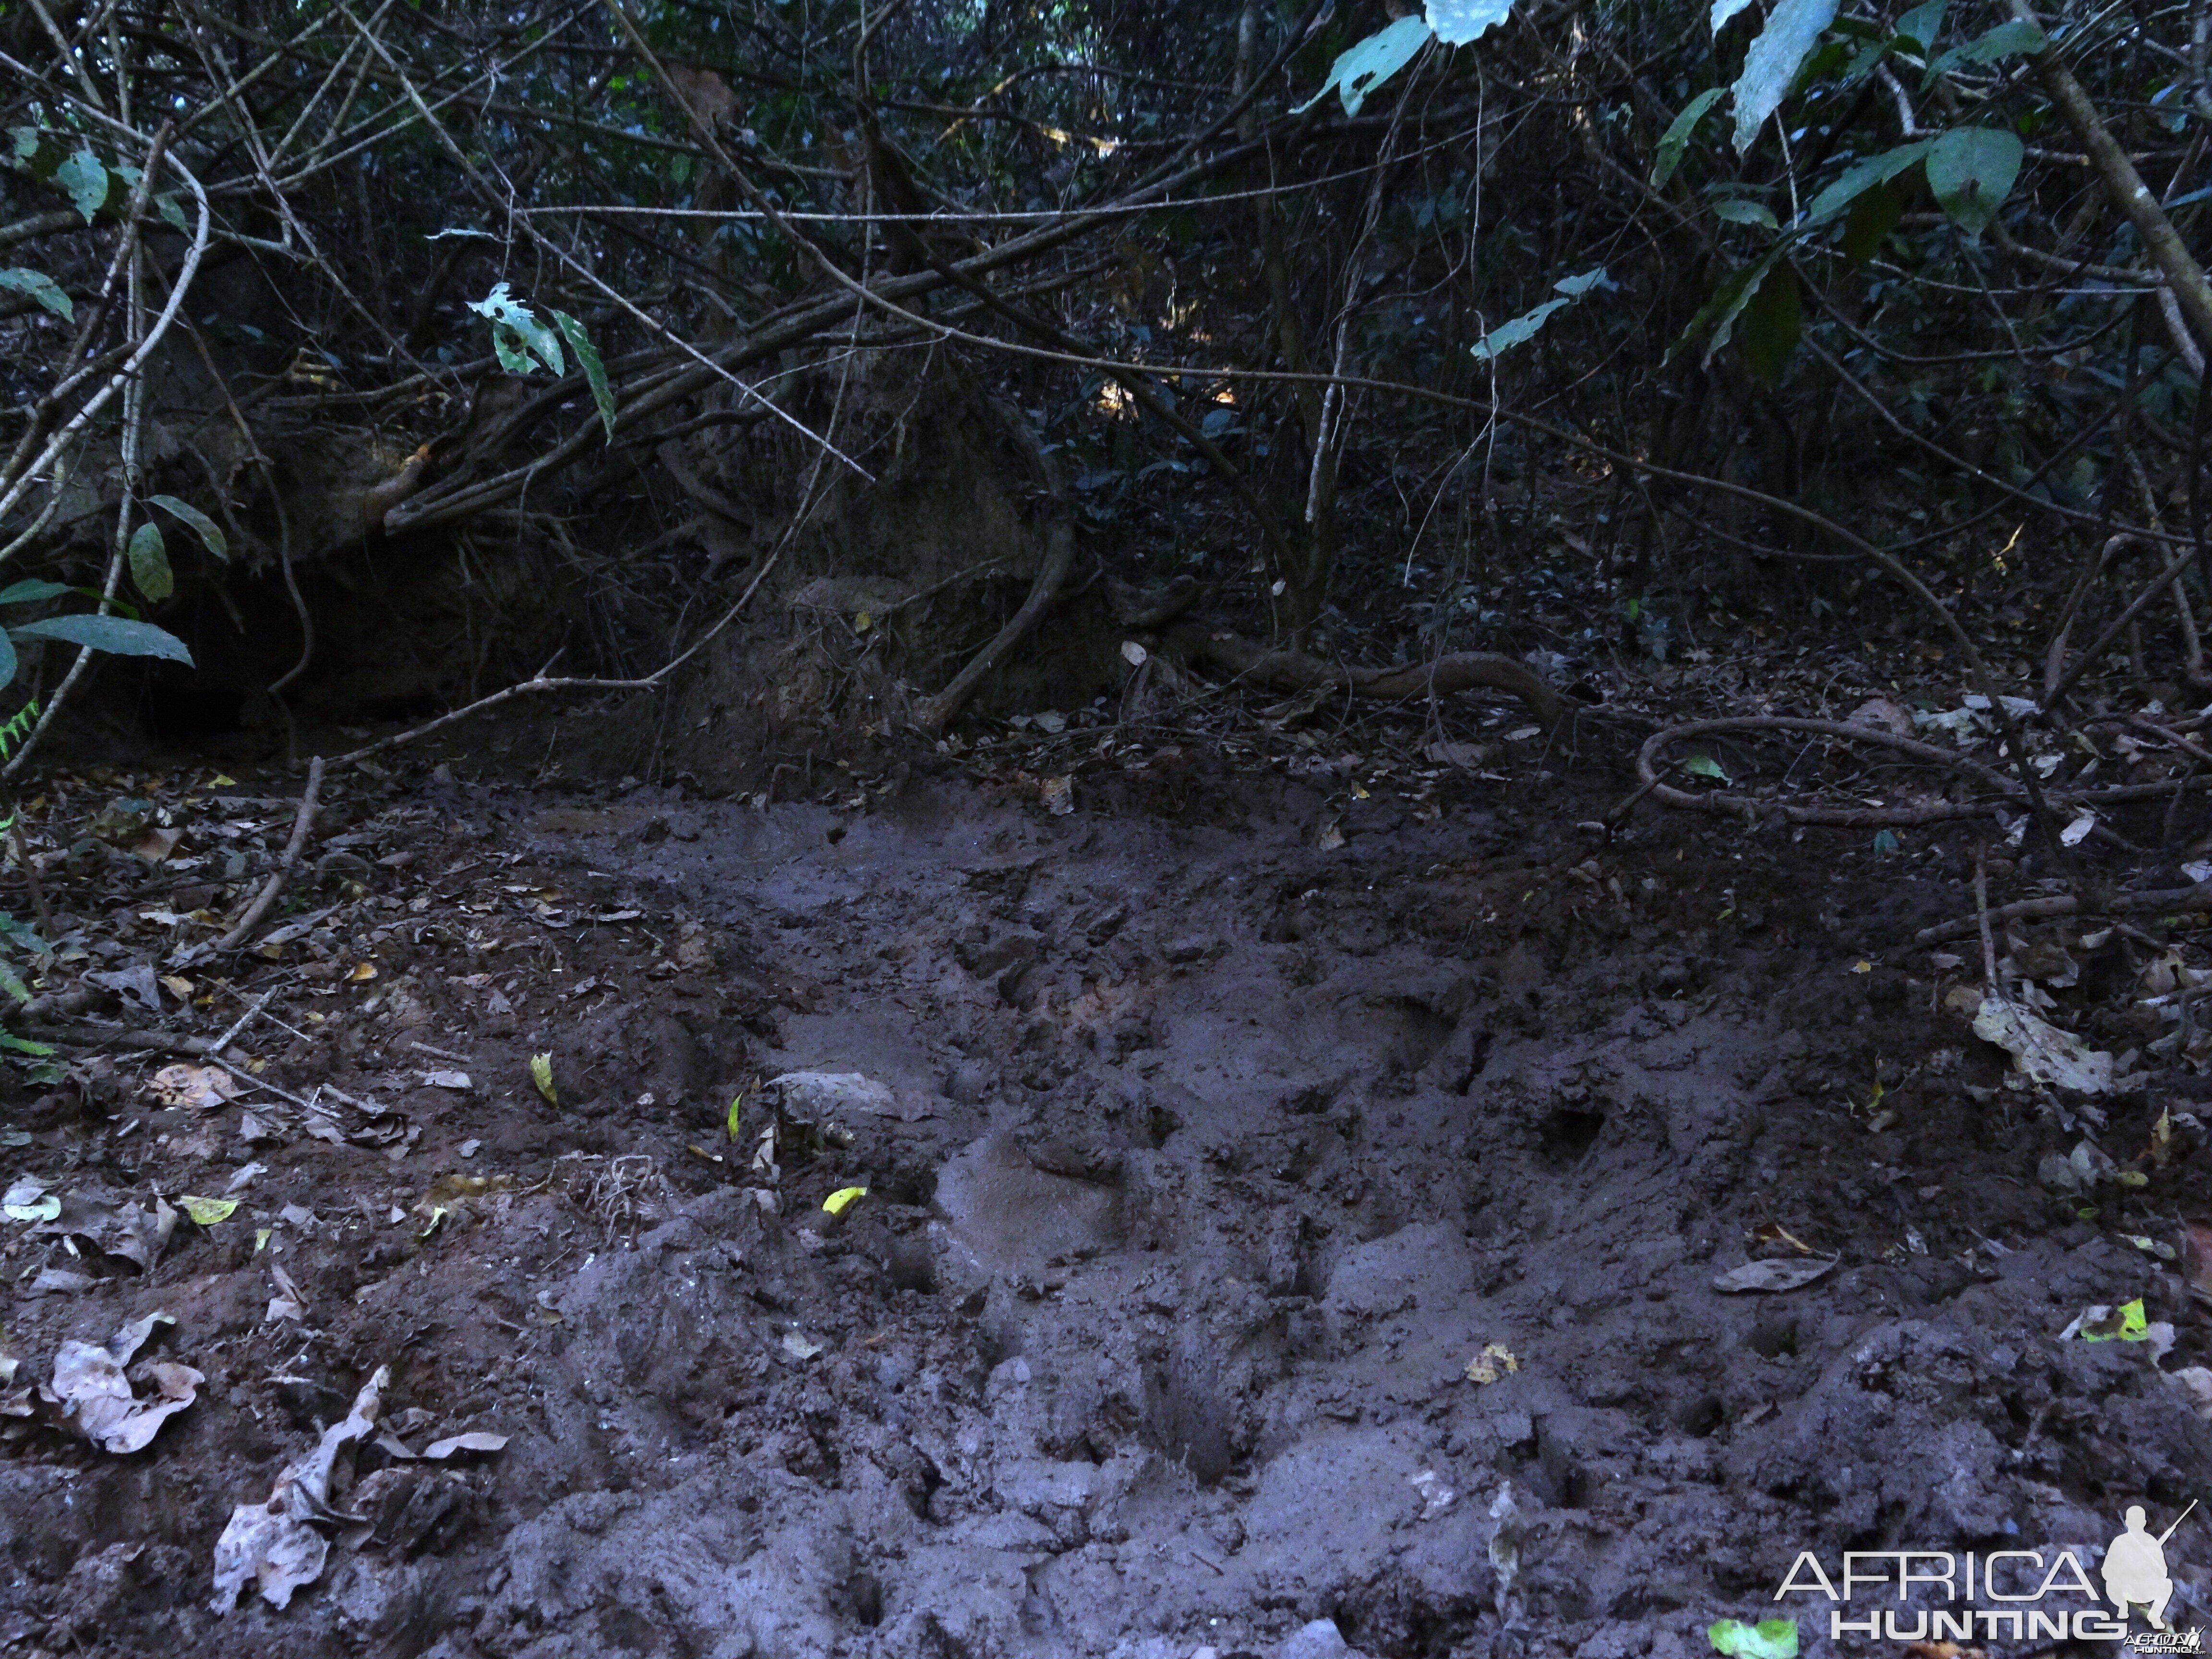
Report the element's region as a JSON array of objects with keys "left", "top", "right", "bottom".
[
  {"left": 0, "top": 580, "right": 69, "bottom": 606},
  {"left": 11, "top": 614, "right": 193, "bottom": 664},
  {"left": 147, "top": 495, "right": 228, "bottom": 561},
  {"left": 127, "top": 522, "right": 172, "bottom": 601},
  {"left": 0, "top": 631, "right": 19, "bottom": 692},
  {"left": 550, "top": 310, "right": 616, "bottom": 441},
  {"left": 1710, "top": 0, "right": 1759, "bottom": 32},
  {"left": 55, "top": 147, "right": 107, "bottom": 223},
  {"left": 1803, "top": 140, "right": 1930, "bottom": 225},
  {"left": 1927, "top": 126, "right": 2022, "bottom": 235},
  {"left": 1840, "top": 175, "right": 1910, "bottom": 264},
  {"left": 1895, "top": 0, "right": 1945, "bottom": 48},
  {"left": 1925, "top": 17, "right": 2044, "bottom": 79},
  {"left": 0, "top": 268, "right": 71, "bottom": 323},
  {"left": 1653, "top": 88, "right": 1728, "bottom": 187},
  {"left": 1732, "top": 0, "right": 1841, "bottom": 152},
  {"left": 1667, "top": 247, "right": 1787, "bottom": 367},
  {"left": 1738, "top": 262, "right": 1802, "bottom": 385},
  {"left": 1294, "top": 16, "right": 1432, "bottom": 117},
  {"left": 1427, "top": 0, "right": 1511, "bottom": 47}
]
